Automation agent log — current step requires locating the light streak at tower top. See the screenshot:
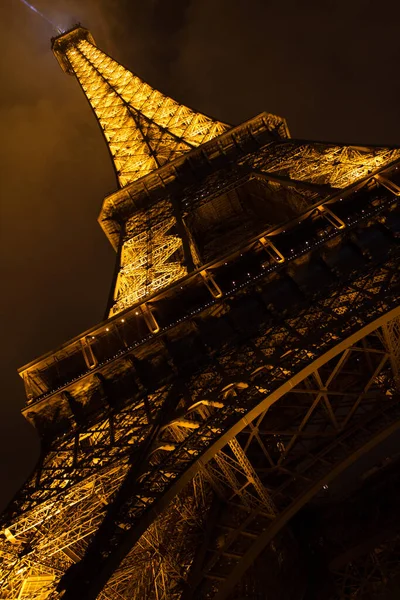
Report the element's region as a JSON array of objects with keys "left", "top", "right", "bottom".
[{"left": 18, "top": 0, "right": 62, "bottom": 33}]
